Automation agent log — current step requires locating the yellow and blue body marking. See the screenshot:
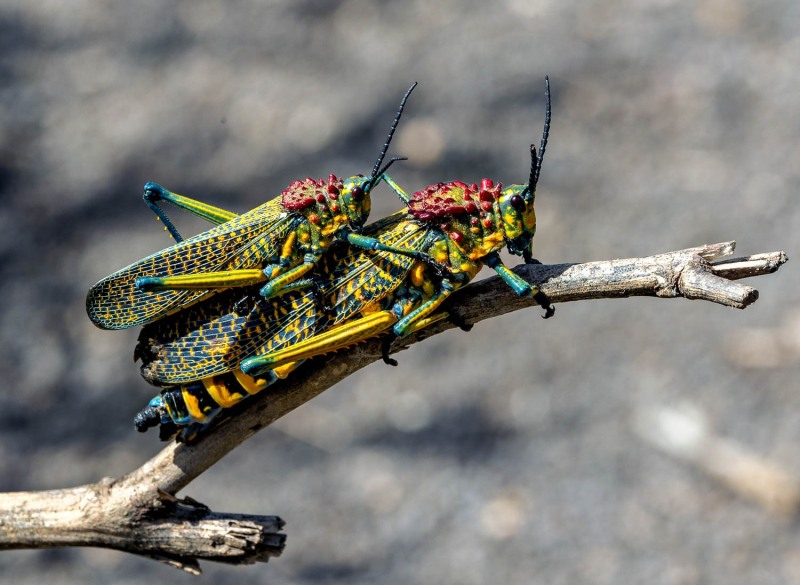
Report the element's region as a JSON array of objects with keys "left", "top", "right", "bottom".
[
  {"left": 133, "top": 212, "right": 431, "bottom": 437},
  {"left": 133, "top": 77, "right": 555, "bottom": 438},
  {"left": 242, "top": 77, "right": 556, "bottom": 376}
]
